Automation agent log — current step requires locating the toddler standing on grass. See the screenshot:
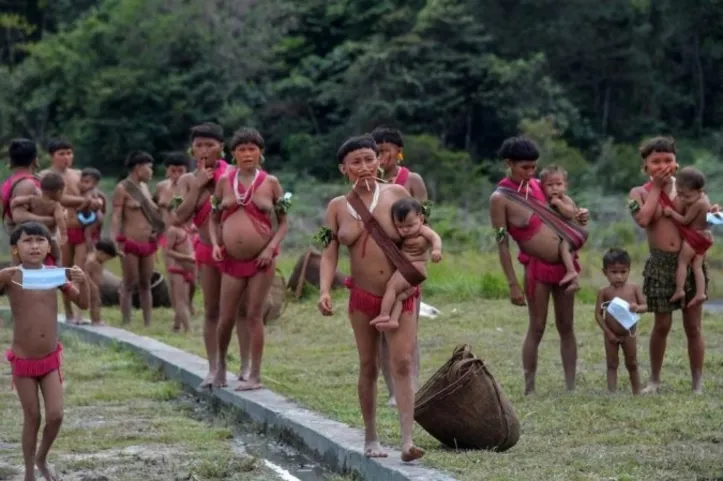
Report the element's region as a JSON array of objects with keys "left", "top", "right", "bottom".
[
  {"left": 594, "top": 248, "right": 646, "bottom": 395},
  {"left": 1, "top": 221, "right": 89, "bottom": 481}
]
